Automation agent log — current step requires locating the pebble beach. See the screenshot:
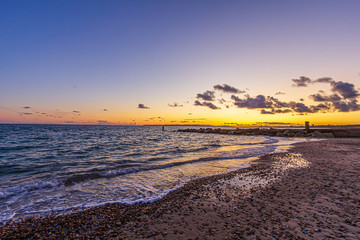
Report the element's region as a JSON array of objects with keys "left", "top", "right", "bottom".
[{"left": 1, "top": 138, "right": 360, "bottom": 239}]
